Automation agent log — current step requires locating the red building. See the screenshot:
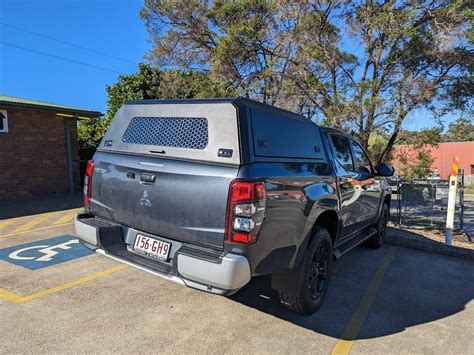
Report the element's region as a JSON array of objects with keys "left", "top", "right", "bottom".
[{"left": 391, "top": 142, "right": 474, "bottom": 180}]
